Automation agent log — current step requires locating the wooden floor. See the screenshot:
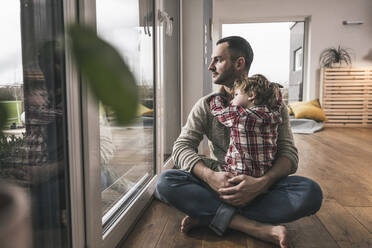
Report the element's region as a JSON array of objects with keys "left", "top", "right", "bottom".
[{"left": 120, "top": 128, "right": 372, "bottom": 248}]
